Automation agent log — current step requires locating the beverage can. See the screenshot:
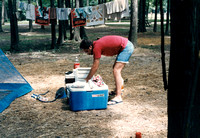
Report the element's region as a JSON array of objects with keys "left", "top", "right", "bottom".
[{"left": 74, "top": 63, "right": 80, "bottom": 69}]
